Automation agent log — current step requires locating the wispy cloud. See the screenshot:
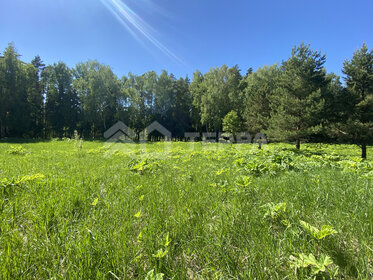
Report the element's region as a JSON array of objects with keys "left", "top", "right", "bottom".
[{"left": 100, "top": 0, "right": 183, "bottom": 64}]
